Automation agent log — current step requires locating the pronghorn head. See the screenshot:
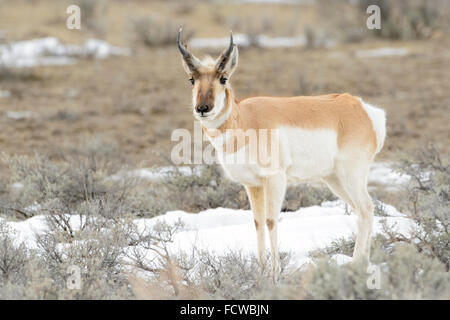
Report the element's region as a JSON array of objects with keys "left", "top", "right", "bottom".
[{"left": 177, "top": 29, "right": 238, "bottom": 121}]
